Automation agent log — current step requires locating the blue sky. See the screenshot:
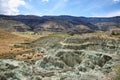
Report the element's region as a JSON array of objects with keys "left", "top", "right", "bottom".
[{"left": 0, "top": 0, "right": 120, "bottom": 17}]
